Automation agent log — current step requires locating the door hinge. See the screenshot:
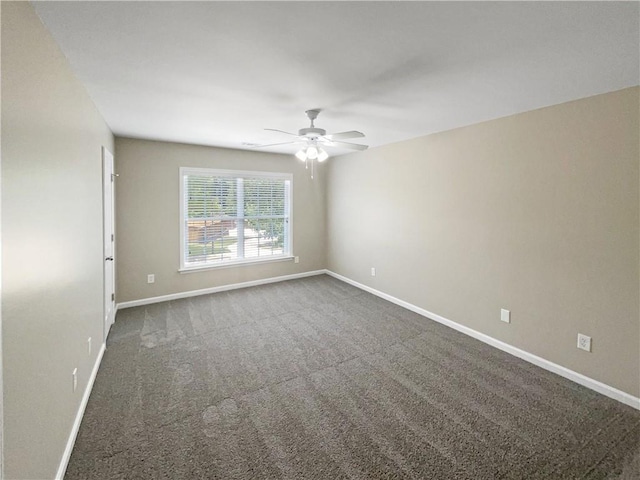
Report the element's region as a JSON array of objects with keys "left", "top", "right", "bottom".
[
  {"left": 111, "top": 234, "right": 114, "bottom": 241},
  {"left": 111, "top": 293, "right": 115, "bottom": 302}
]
